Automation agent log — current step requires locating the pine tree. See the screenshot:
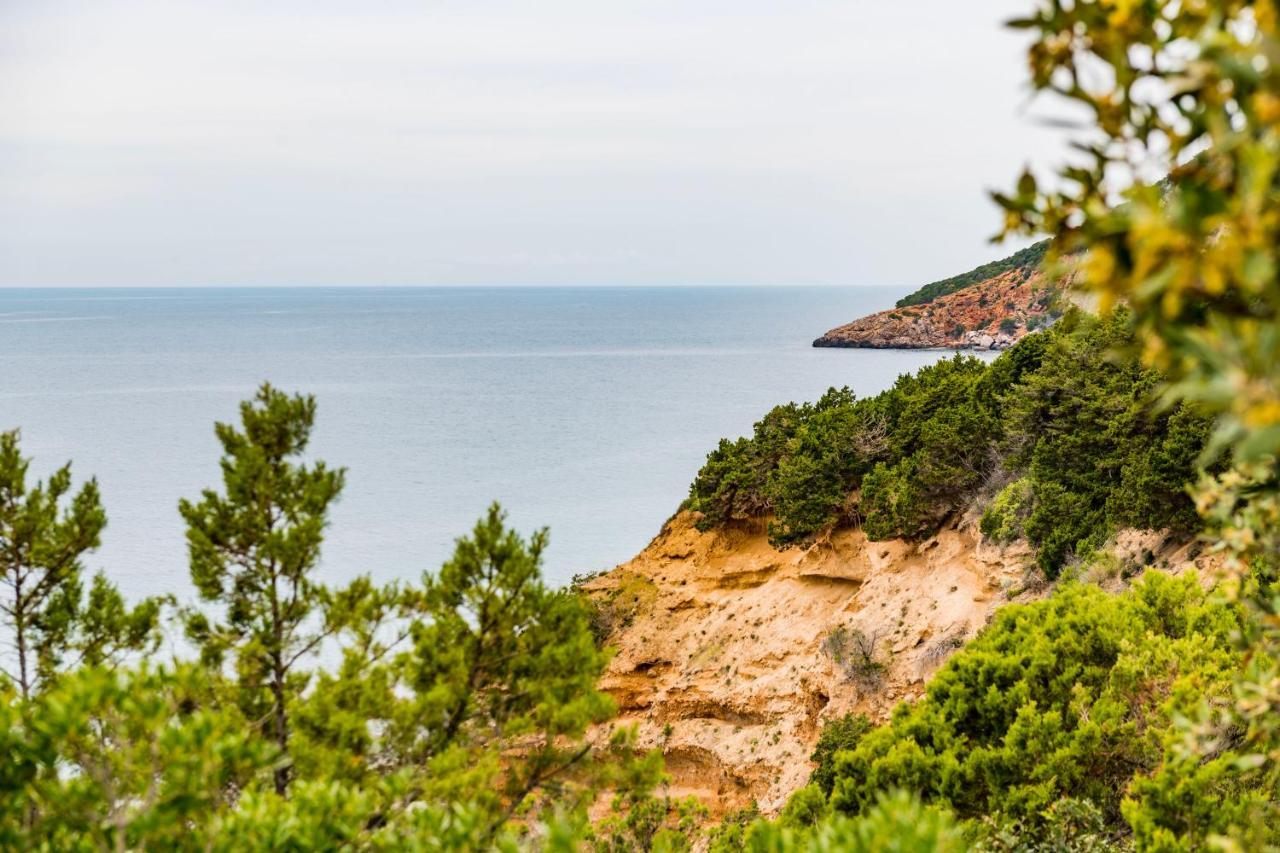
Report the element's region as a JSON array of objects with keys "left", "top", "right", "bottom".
[
  {"left": 179, "top": 383, "right": 345, "bottom": 795},
  {"left": 296, "top": 503, "right": 622, "bottom": 841},
  {"left": 0, "top": 430, "right": 158, "bottom": 699}
]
